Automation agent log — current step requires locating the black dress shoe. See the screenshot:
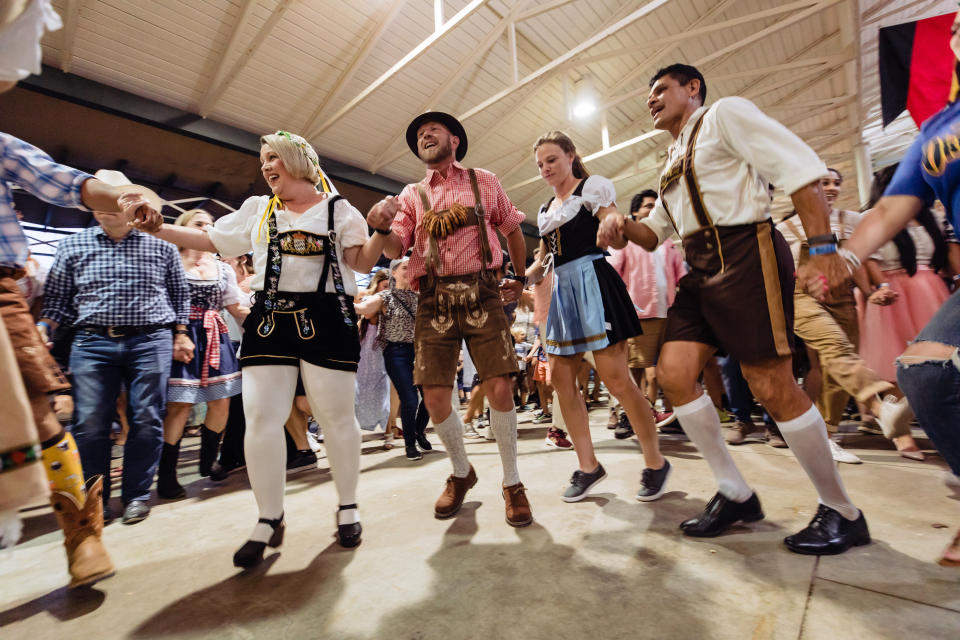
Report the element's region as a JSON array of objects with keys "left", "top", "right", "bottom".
[
  {"left": 336, "top": 504, "right": 362, "bottom": 548},
  {"left": 121, "top": 500, "right": 151, "bottom": 525},
  {"left": 416, "top": 433, "right": 433, "bottom": 451},
  {"left": 784, "top": 505, "right": 871, "bottom": 555},
  {"left": 406, "top": 445, "right": 422, "bottom": 461},
  {"left": 680, "top": 492, "right": 764, "bottom": 537},
  {"left": 233, "top": 515, "right": 285, "bottom": 568}
]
